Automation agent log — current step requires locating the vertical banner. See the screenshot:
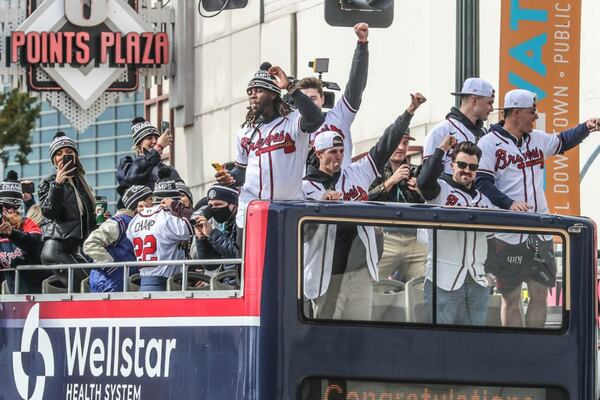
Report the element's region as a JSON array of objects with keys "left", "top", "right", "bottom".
[{"left": 499, "top": 0, "right": 582, "bottom": 215}]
